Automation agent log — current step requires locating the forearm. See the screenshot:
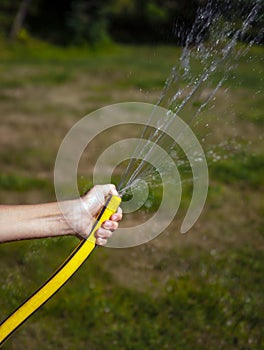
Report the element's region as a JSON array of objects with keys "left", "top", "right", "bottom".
[
  {"left": 0, "top": 185, "right": 122, "bottom": 245},
  {"left": 0, "top": 202, "right": 73, "bottom": 243}
]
